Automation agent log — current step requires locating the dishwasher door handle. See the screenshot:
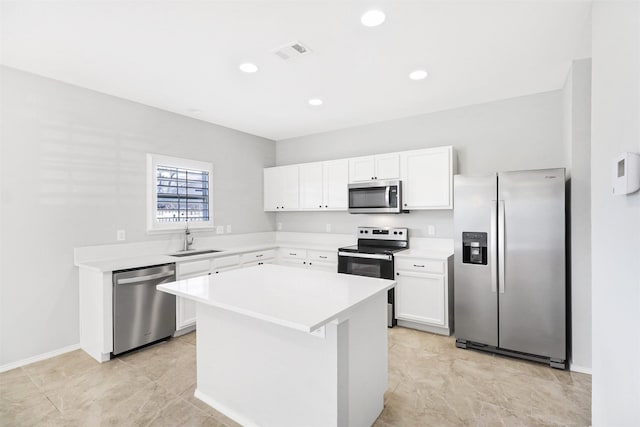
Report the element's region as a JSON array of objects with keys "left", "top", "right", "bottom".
[{"left": 116, "top": 271, "right": 175, "bottom": 285}]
